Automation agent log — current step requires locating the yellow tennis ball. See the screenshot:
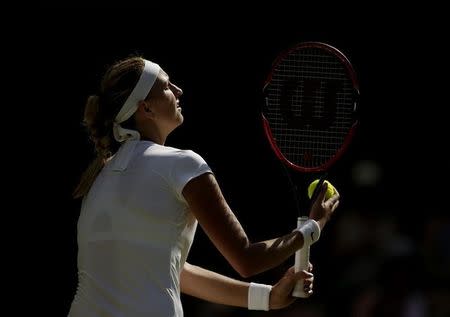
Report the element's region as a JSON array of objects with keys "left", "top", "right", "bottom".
[{"left": 308, "top": 179, "right": 336, "bottom": 200}]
